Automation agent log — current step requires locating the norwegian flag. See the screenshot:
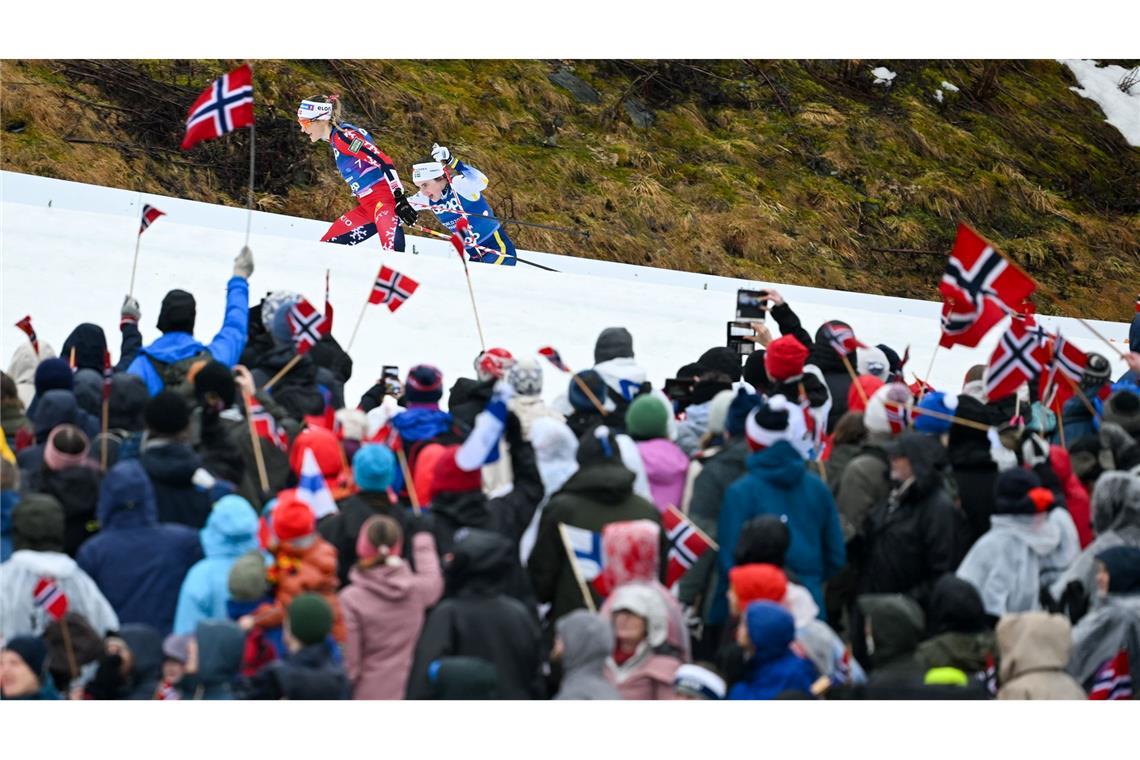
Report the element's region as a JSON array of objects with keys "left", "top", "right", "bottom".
[
  {"left": 180, "top": 64, "right": 254, "bottom": 151},
  {"left": 885, "top": 398, "right": 912, "bottom": 434},
  {"left": 662, "top": 506, "right": 716, "bottom": 589},
  {"left": 939, "top": 224, "right": 1036, "bottom": 348},
  {"left": 1039, "top": 331, "right": 1088, "bottom": 412},
  {"left": 14, "top": 314, "right": 39, "bottom": 356},
  {"left": 139, "top": 204, "right": 165, "bottom": 234},
  {"left": 820, "top": 321, "right": 865, "bottom": 357},
  {"left": 287, "top": 298, "right": 330, "bottom": 355},
  {"left": 985, "top": 317, "right": 1050, "bottom": 402},
  {"left": 369, "top": 266, "right": 420, "bottom": 313},
  {"left": 538, "top": 346, "right": 572, "bottom": 373},
  {"left": 102, "top": 350, "right": 113, "bottom": 402},
  {"left": 1089, "top": 649, "right": 1131, "bottom": 700},
  {"left": 323, "top": 269, "right": 334, "bottom": 332},
  {"left": 33, "top": 577, "right": 69, "bottom": 620},
  {"left": 250, "top": 398, "right": 288, "bottom": 452}
]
